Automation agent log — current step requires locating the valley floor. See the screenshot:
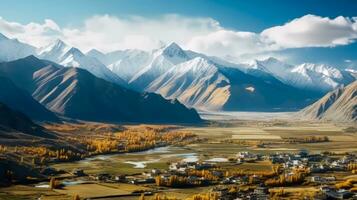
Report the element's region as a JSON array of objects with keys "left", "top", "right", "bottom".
[{"left": 1, "top": 113, "right": 356, "bottom": 200}]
